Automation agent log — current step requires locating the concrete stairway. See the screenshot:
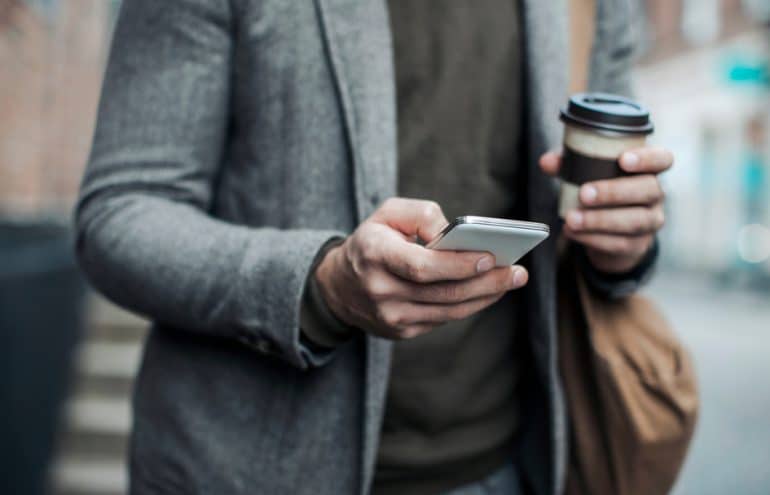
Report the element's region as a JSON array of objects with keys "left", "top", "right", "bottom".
[{"left": 50, "top": 295, "right": 148, "bottom": 495}]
